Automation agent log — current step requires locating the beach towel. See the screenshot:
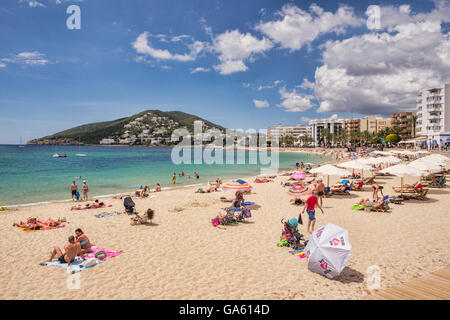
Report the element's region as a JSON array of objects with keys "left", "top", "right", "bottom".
[
  {"left": 289, "top": 249, "right": 306, "bottom": 259},
  {"left": 236, "top": 179, "right": 246, "bottom": 184},
  {"left": 276, "top": 239, "right": 288, "bottom": 247},
  {"left": 17, "top": 223, "right": 66, "bottom": 232},
  {"left": 41, "top": 256, "right": 101, "bottom": 273},
  {"left": 94, "top": 211, "right": 121, "bottom": 218},
  {"left": 351, "top": 204, "right": 365, "bottom": 211},
  {"left": 83, "top": 246, "right": 123, "bottom": 261}
]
